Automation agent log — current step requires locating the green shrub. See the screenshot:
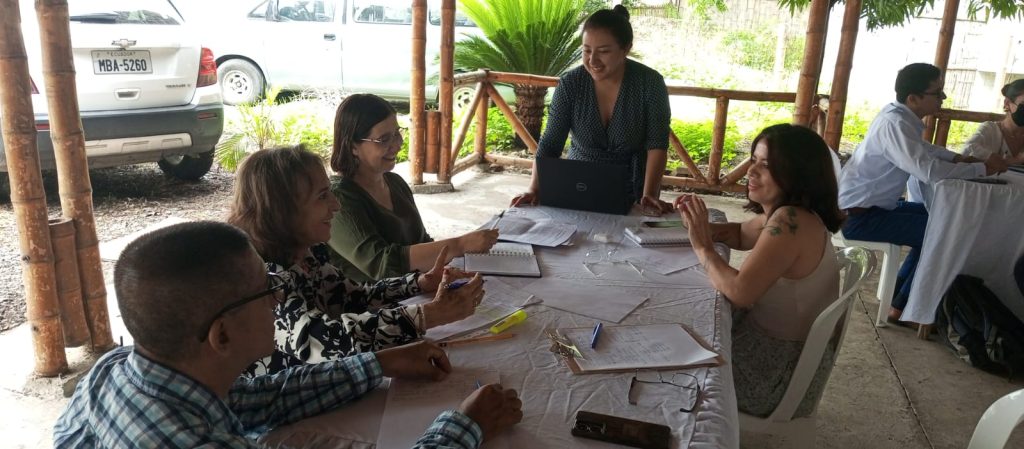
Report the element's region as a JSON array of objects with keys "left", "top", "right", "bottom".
[
  {"left": 720, "top": 28, "right": 803, "bottom": 73},
  {"left": 669, "top": 118, "right": 742, "bottom": 165},
  {"left": 947, "top": 120, "right": 981, "bottom": 149}
]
